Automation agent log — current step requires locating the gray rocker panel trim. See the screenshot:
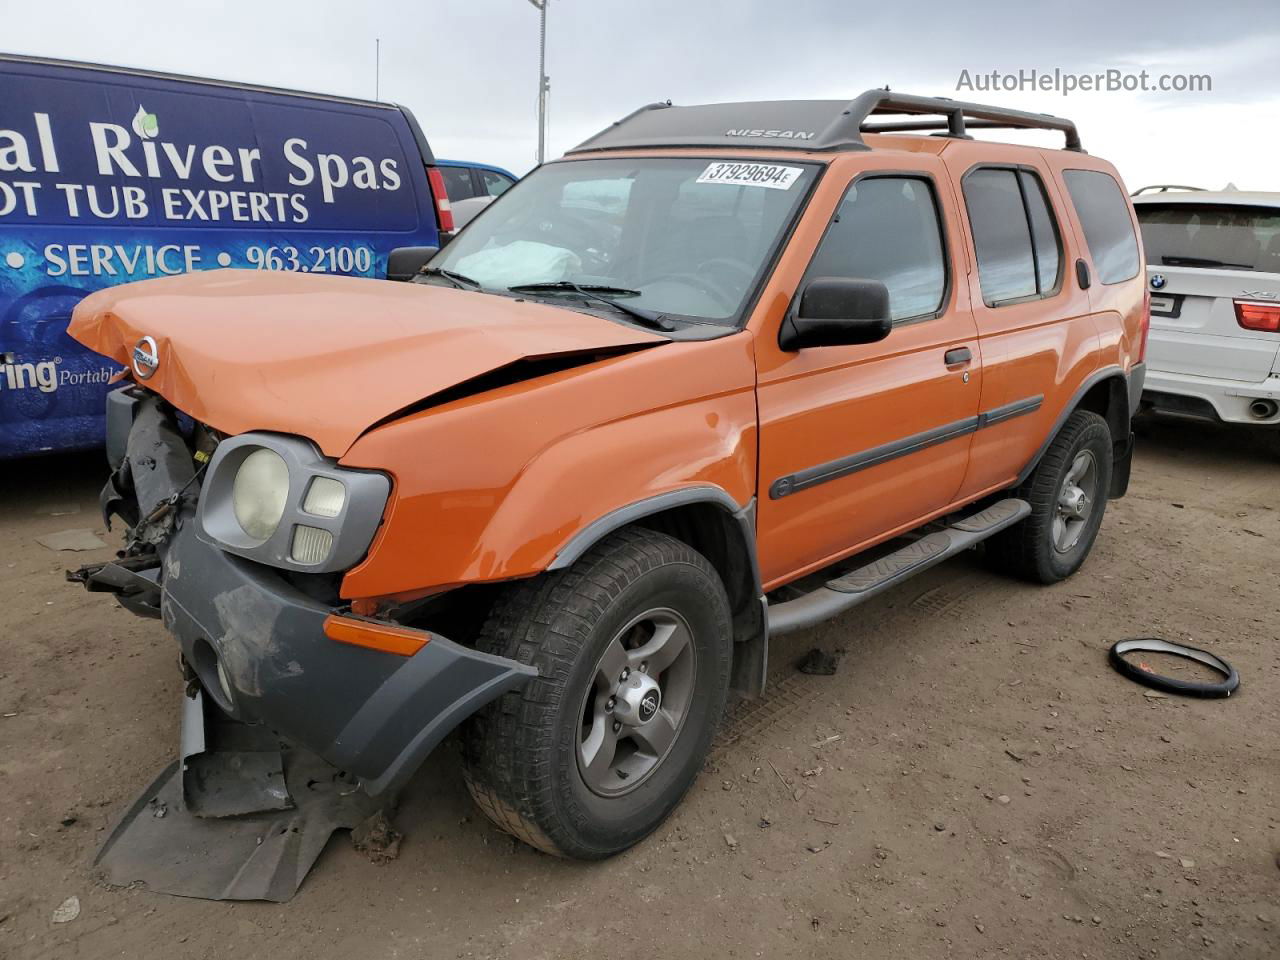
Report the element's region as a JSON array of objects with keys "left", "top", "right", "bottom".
[
  {"left": 770, "top": 394, "right": 1044, "bottom": 500},
  {"left": 979, "top": 395, "right": 1044, "bottom": 428}
]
